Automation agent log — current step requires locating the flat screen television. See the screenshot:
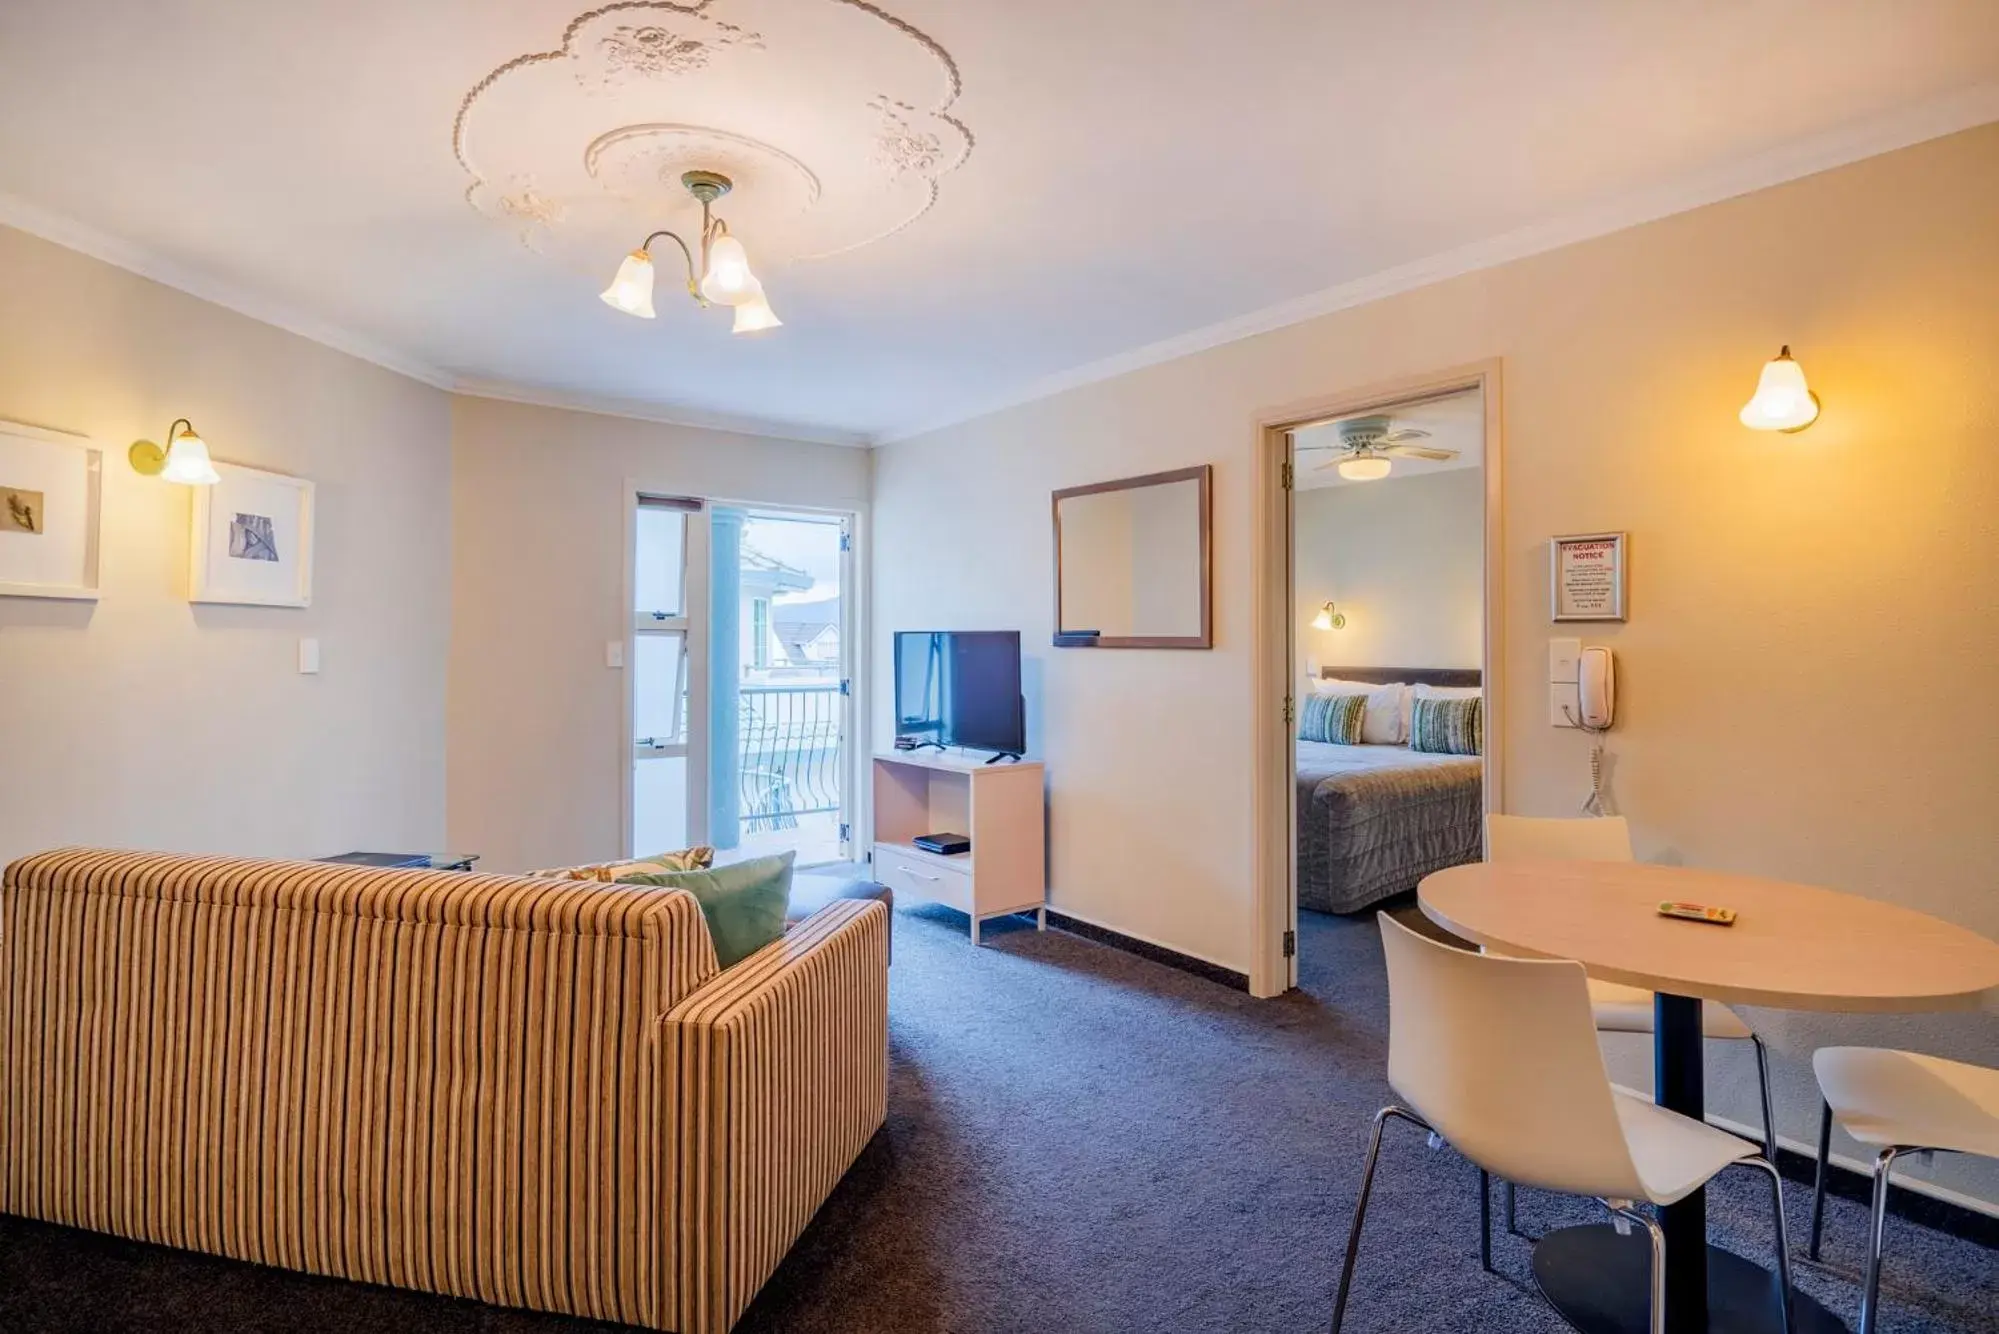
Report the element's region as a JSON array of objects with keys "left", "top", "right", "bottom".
[{"left": 893, "top": 631, "right": 1024, "bottom": 756}]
